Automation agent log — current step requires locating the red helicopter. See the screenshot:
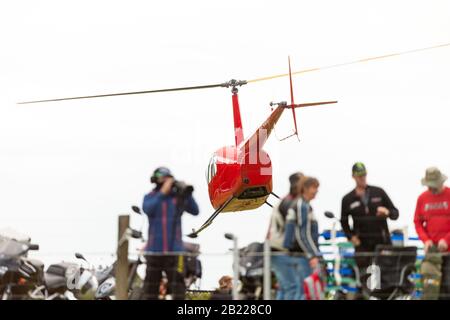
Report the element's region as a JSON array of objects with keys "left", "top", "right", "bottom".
[
  {"left": 19, "top": 43, "right": 449, "bottom": 237},
  {"left": 19, "top": 58, "right": 337, "bottom": 238},
  {"left": 194, "top": 59, "right": 336, "bottom": 237}
]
